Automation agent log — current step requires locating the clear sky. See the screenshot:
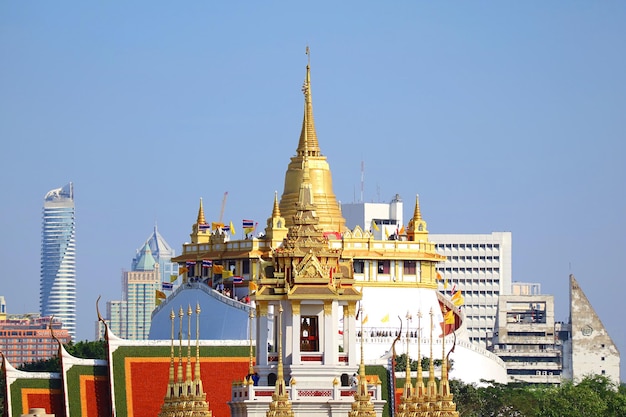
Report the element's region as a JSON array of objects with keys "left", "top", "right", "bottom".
[{"left": 1, "top": 2, "right": 624, "bottom": 380}]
